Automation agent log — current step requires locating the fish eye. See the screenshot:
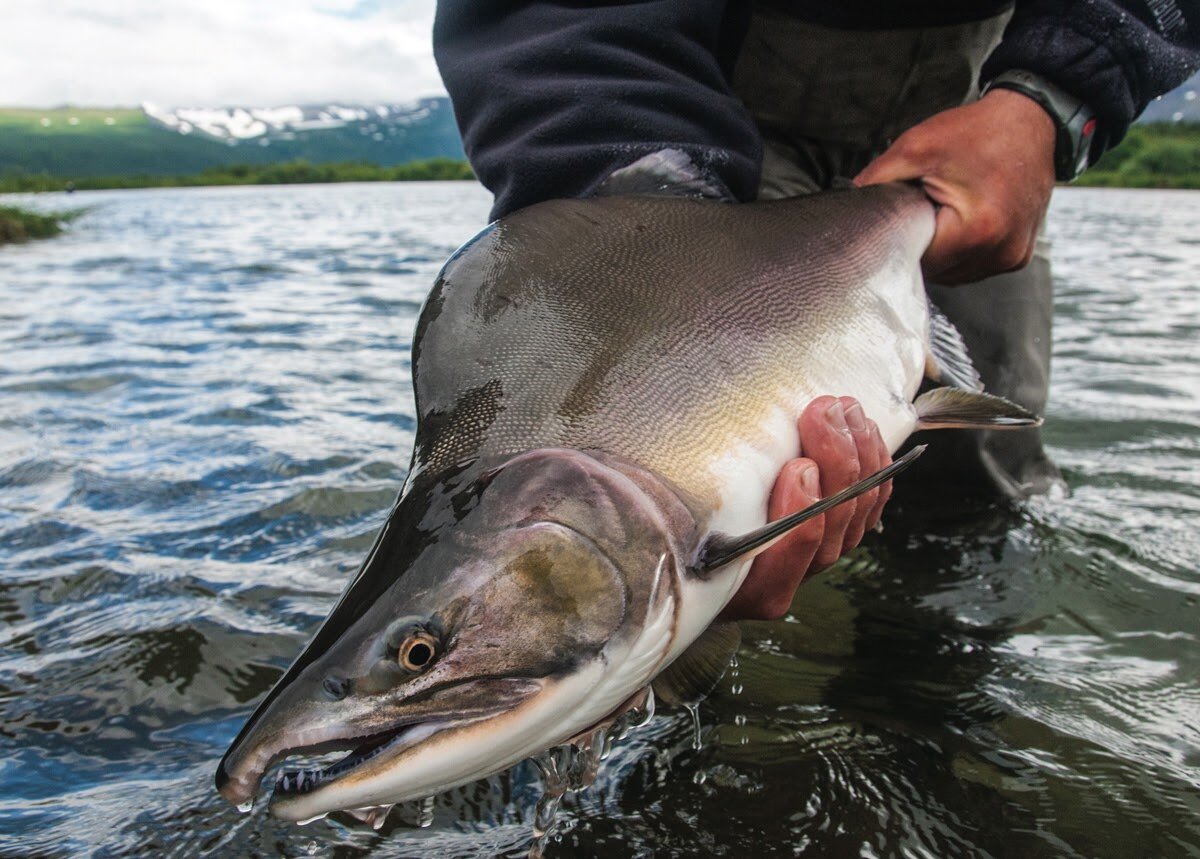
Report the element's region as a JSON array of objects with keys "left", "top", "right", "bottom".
[{"left": 398, "top": 631, "right": 439, "bottom": 673}]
